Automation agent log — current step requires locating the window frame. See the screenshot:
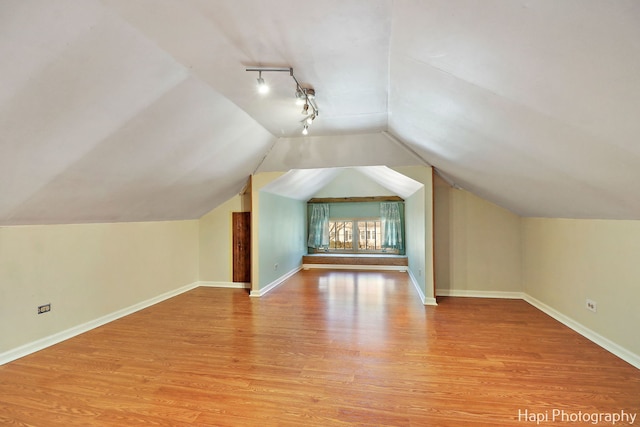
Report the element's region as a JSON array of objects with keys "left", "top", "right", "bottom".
[{"left": 326, "top": 216, "right": 397, "bottom": 254}]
